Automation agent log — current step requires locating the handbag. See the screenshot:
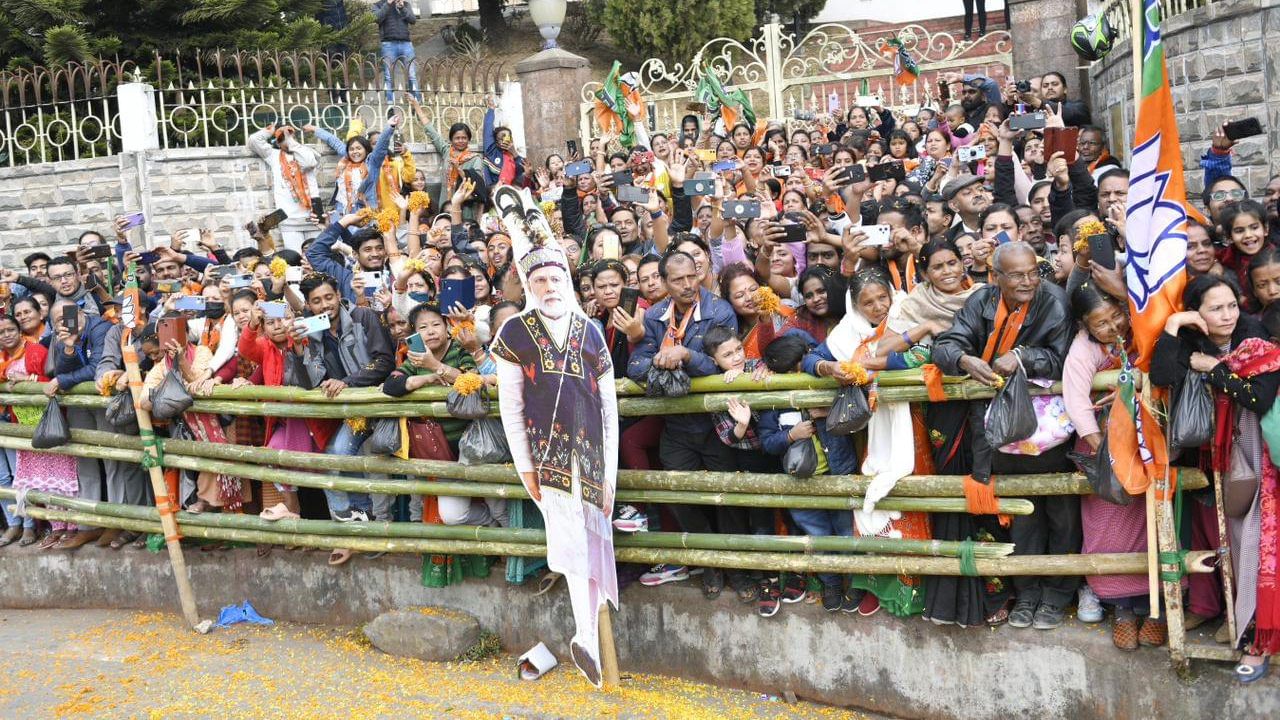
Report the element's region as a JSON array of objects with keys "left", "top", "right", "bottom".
[
  {"left": 362, "top": 418, "right": 403, "bottom": 456},
  {"left": 407, "top": 420, "right": 455, "bottom": 462},
  {"left": 1223, "top": 437, "right": 1259, "bottom": 518},
  {"left": 150, "top": 369, "right": 194, "bottom": 421},
  {"left": 1168, "top": 369, "right": 1213, "bottom": 460},
  {"left": 105, "top": 391, "right": 137, "bottom": 429},
  {"left": 783, "top": 437, "right": 818, "bottom": 478},
  {"left": 826, "top": 385, "right": 872, "bottom": 436},
  {"left": 31, "top": 397, "right": 70, "bottom": 449},
  {"left": 997, "top": 393, "right": 1075, "bottom": 456}
]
